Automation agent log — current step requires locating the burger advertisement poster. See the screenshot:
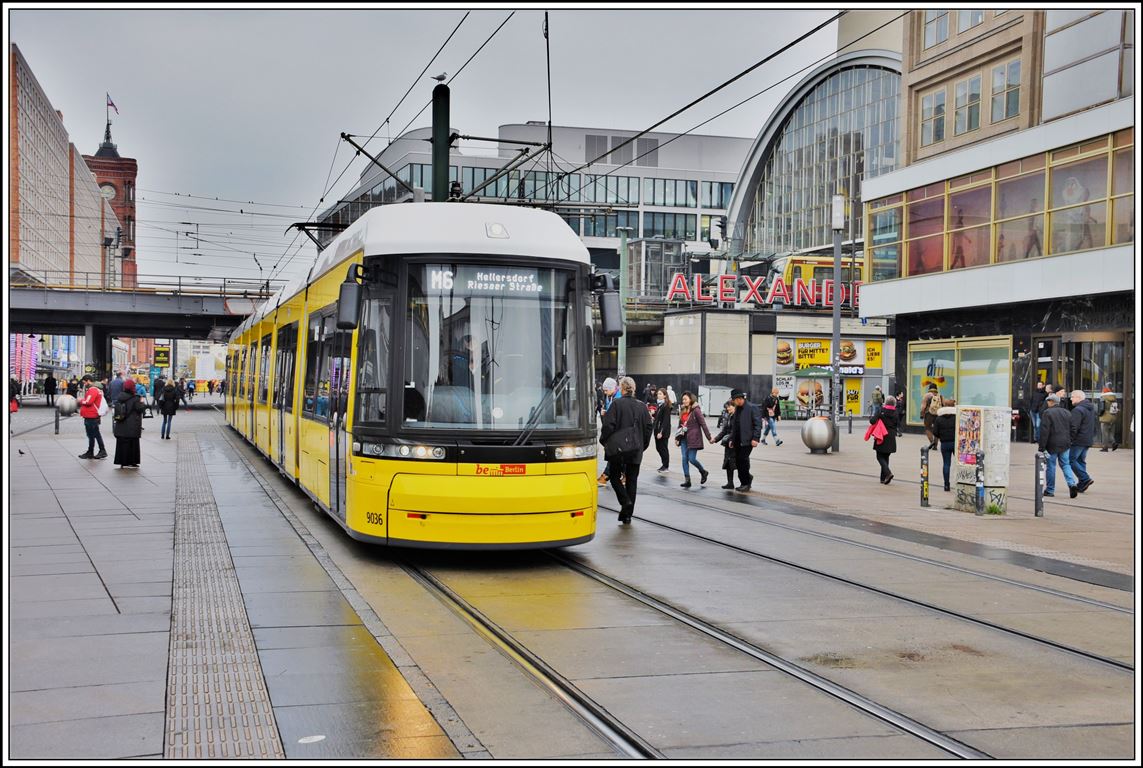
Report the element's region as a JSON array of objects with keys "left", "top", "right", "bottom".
[{"left": 776, "top": 338, "right": 878, "bottom": 374}]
